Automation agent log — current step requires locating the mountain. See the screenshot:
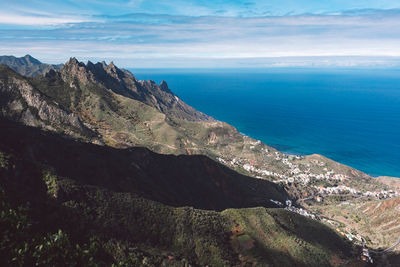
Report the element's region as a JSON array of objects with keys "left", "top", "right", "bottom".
[
  {"left": 57, "top": 58, "right": 213, "bottom": 122},
  {"left": 0, "top": 56, "right": 387, "bottom": 199},
  {"left": 312, "top": 196, "right": 400, "bottom": 266},
  {"left": 0, "top": 118, "right": 287, "bottom": 211},
  {"left": 0, "top": 55, "right": 62, "bottom": 77},
  {"left": 0, "top": 65, "right": 96, "bottom": 140},
  {"left": 0, "top": 55, "right": 398, "bottom": 265},
  {"left": 0, "top": 118, "right": 358, "bottom": 266}
]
